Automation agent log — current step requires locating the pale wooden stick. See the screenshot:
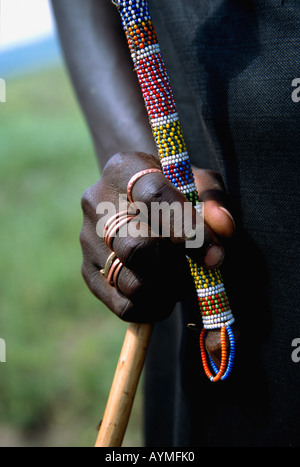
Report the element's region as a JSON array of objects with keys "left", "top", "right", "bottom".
[{"left": 95, "top": 322, "right": 153, "bottom": 447}]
